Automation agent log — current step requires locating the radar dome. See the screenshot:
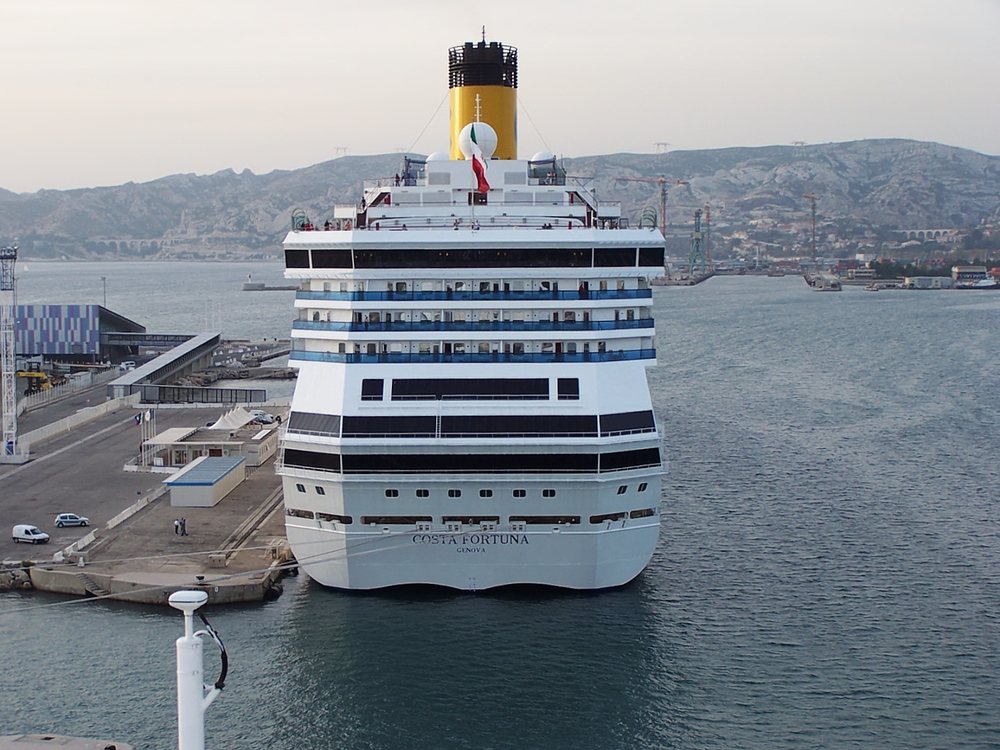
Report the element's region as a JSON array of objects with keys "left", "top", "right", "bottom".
[
  {"left": 458, "top": 122, "right": 498, "bottom": 160},
  {"left": 426, "top": 151, "right": 450, "bottom": 162},
  {"left": 531, "top": 150, "right": 554, "bottom": 162}
]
